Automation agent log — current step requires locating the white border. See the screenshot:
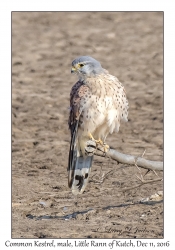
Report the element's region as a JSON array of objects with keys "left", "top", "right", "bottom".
[{"left": 1, "top": 0, "right": 175, "bottom": 249}]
